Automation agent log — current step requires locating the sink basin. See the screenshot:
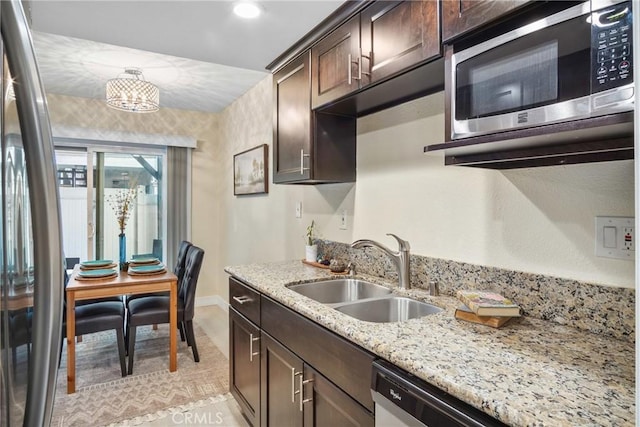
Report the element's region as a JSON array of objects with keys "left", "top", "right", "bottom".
[
  {"left": 335, "top": 297, "right": 442, "bottom": 323},
  {"left": 287, "top": 279, "right": 392, "bottom": 304}
]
